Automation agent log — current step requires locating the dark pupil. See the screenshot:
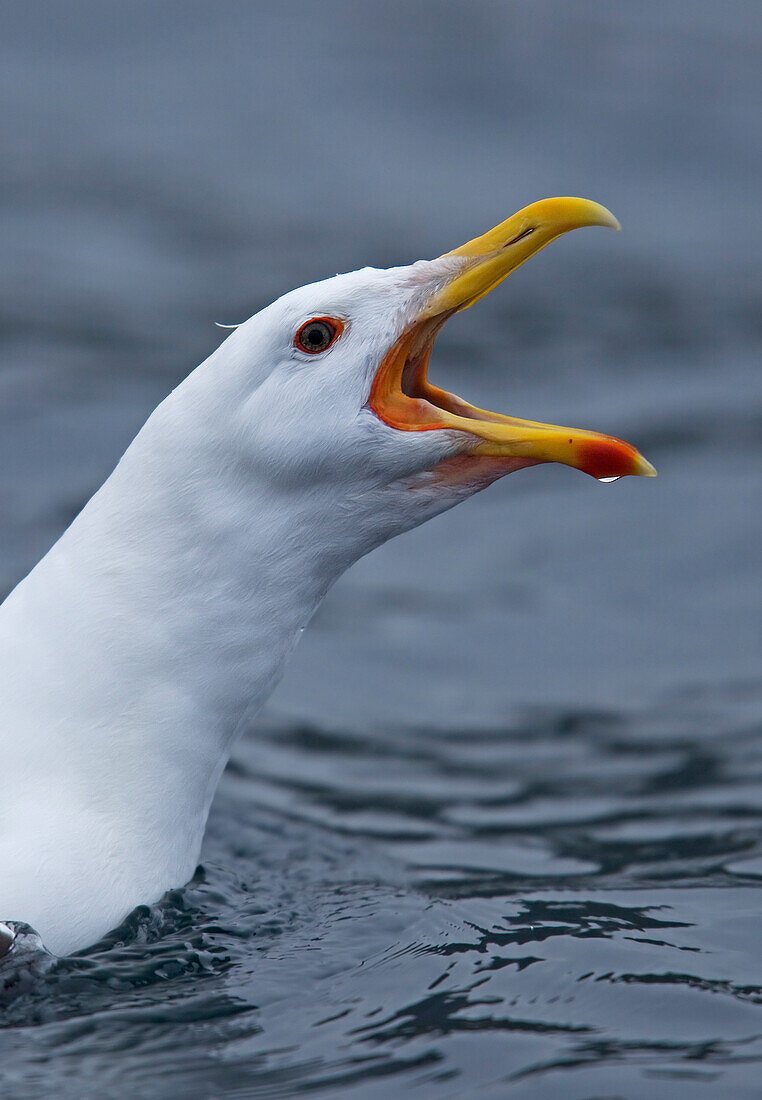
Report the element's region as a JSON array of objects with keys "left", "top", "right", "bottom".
[{"left": 304, "top": 323, "right": 330, "bottom": 349}]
